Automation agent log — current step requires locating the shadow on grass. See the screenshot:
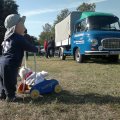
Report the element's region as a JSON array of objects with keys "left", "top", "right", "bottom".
[
  {"left": 25, "top": 56, "right": 120, "bottom": 64},
  {"left": 20, "top": 90, "right": 120, "bottom": 105},
  {"left": 88, "top": 59, "right": 120, "bottom": 65}
]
